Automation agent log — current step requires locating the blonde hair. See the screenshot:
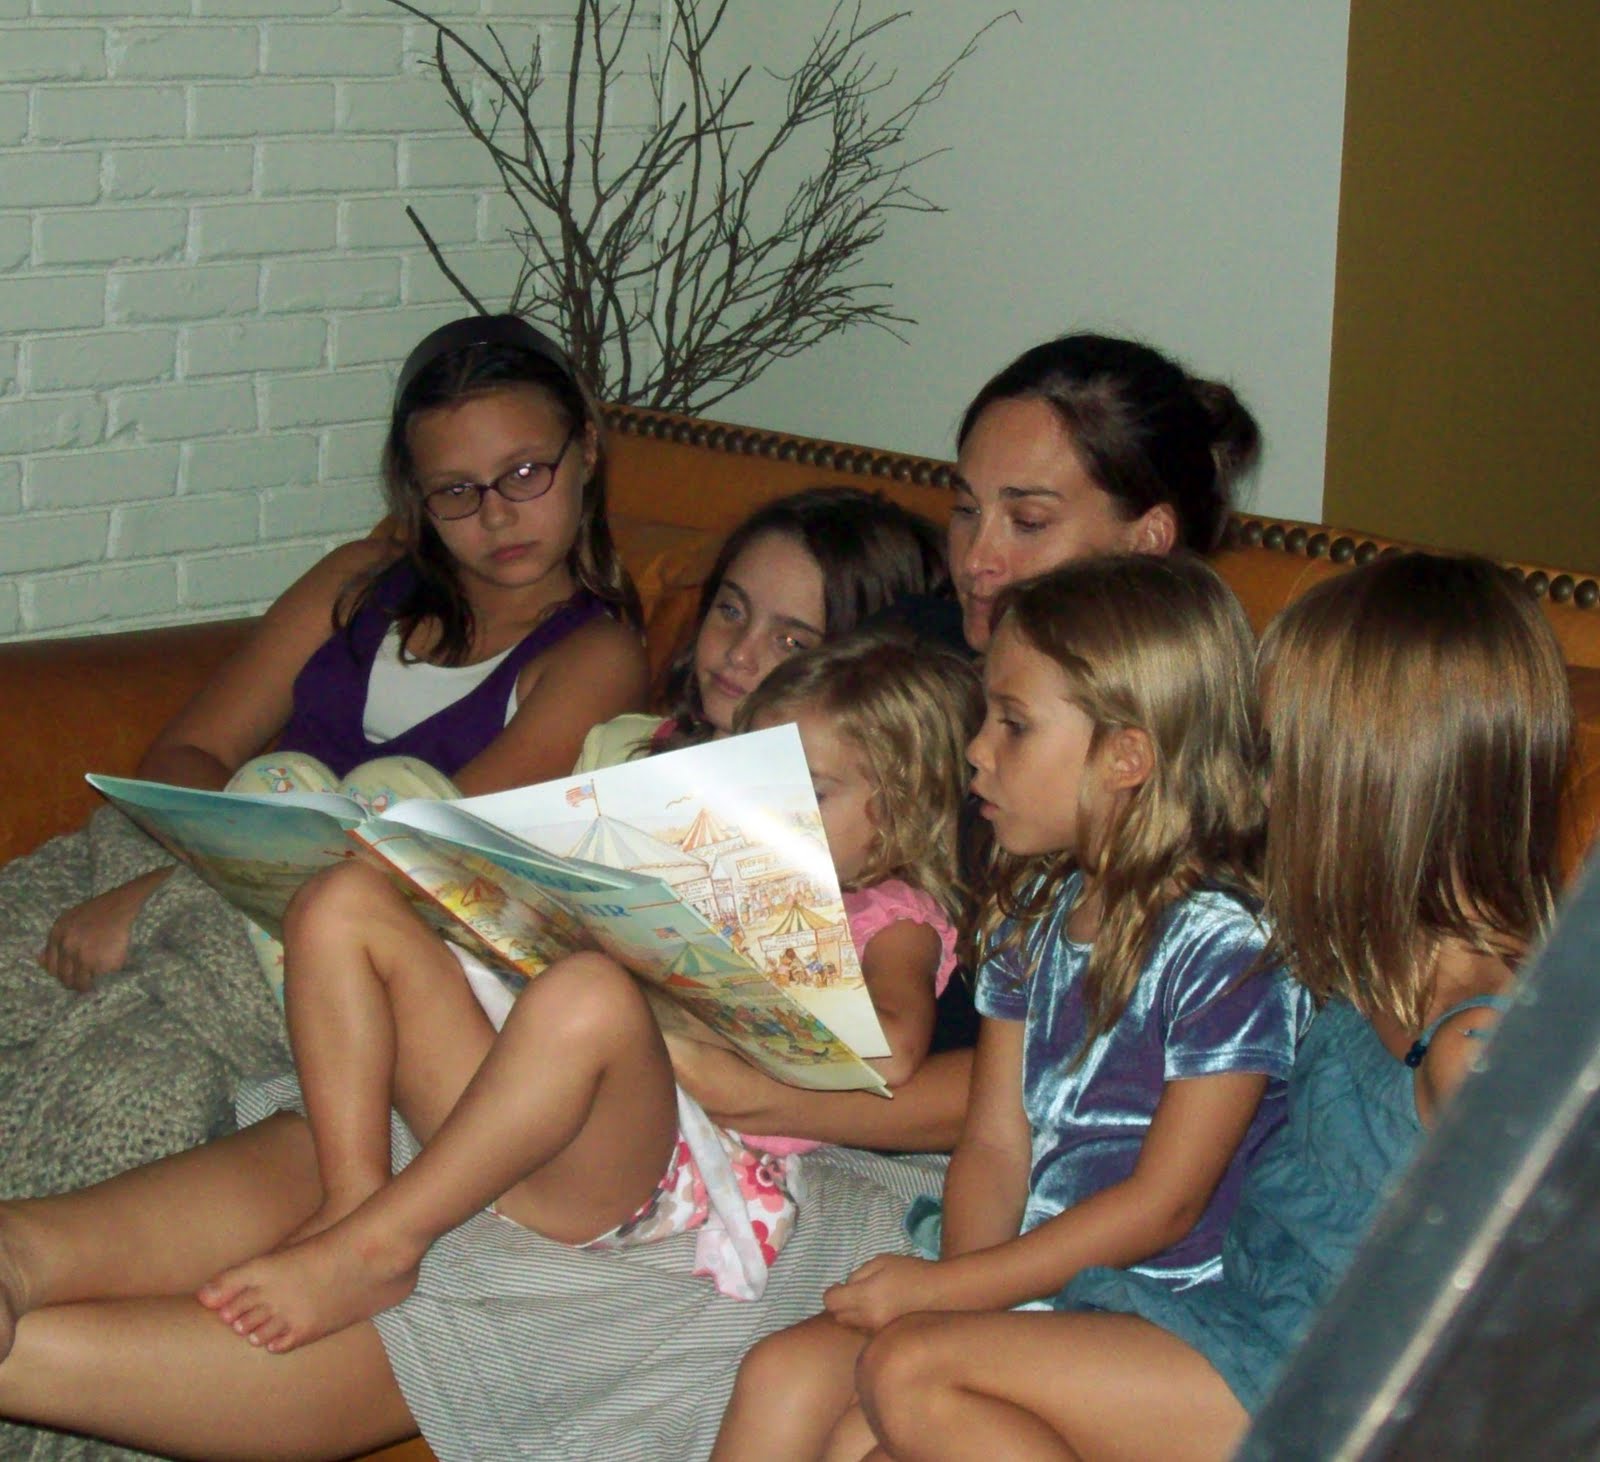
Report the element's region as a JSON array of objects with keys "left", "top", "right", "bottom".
[
  {"left": 976, "top": 554, "right": 1264, "bottom": 1050},
  {"left": 1258, "top": 553, "right": 1571, "bottom": 1032},
  {"left": 735, "top": 628, "right": 982, "bottom": 921}
]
